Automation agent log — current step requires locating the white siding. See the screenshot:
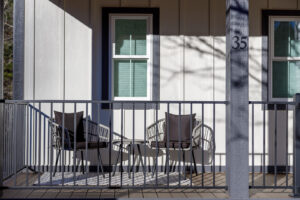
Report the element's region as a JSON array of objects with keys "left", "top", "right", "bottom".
[{"left": 23, "top": 0, "right": 297, "bottom": 167}]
